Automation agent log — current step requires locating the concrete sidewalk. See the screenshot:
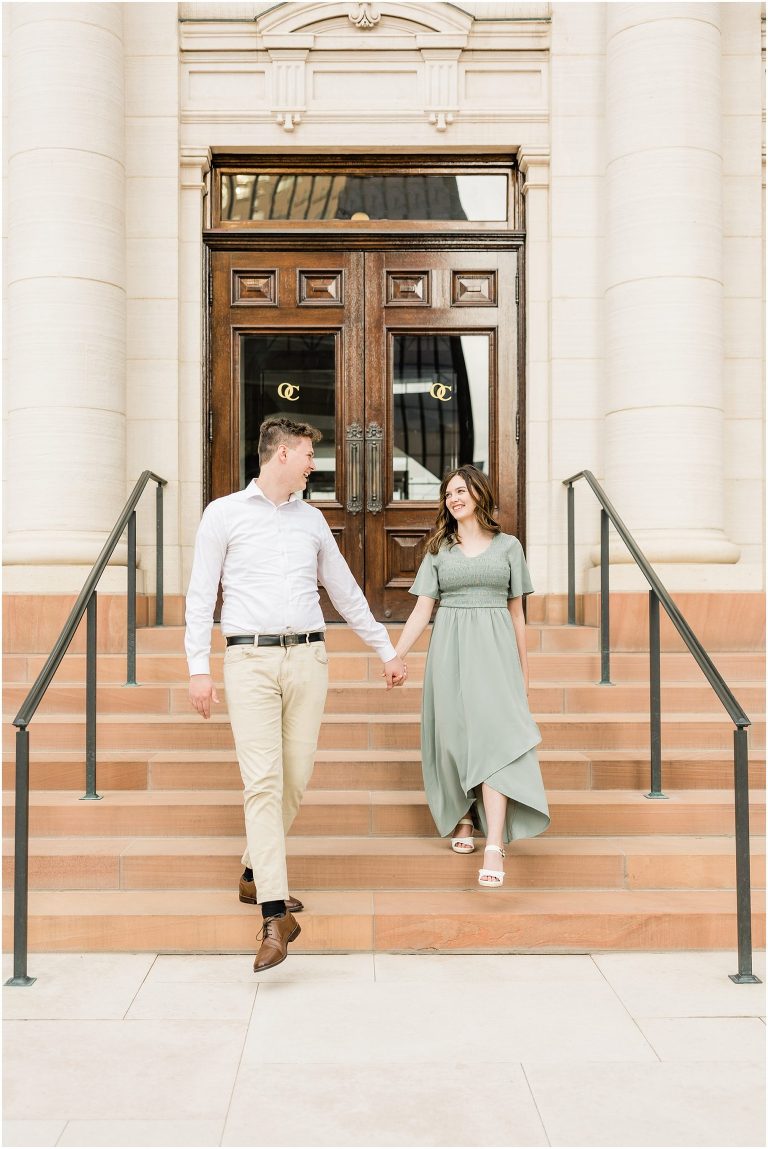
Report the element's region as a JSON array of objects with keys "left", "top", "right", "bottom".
[{"left": 3, "top": 951, "right": 765, "bottom": 1148}]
